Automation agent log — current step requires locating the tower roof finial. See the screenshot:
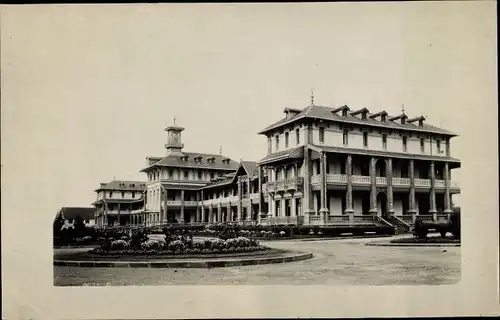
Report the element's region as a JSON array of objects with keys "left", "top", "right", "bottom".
[
  {"left": 173, "top": 116, "right": 176, "bottom": 125},
  {"left": 401, "top": 104, "right": 405, "bottom": 114},
  {"left": 310, "top": 88, "right": 315, "bottom": 106},
  {"left": 220, "top": 146, "right": 222, "bottom": 155}
]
